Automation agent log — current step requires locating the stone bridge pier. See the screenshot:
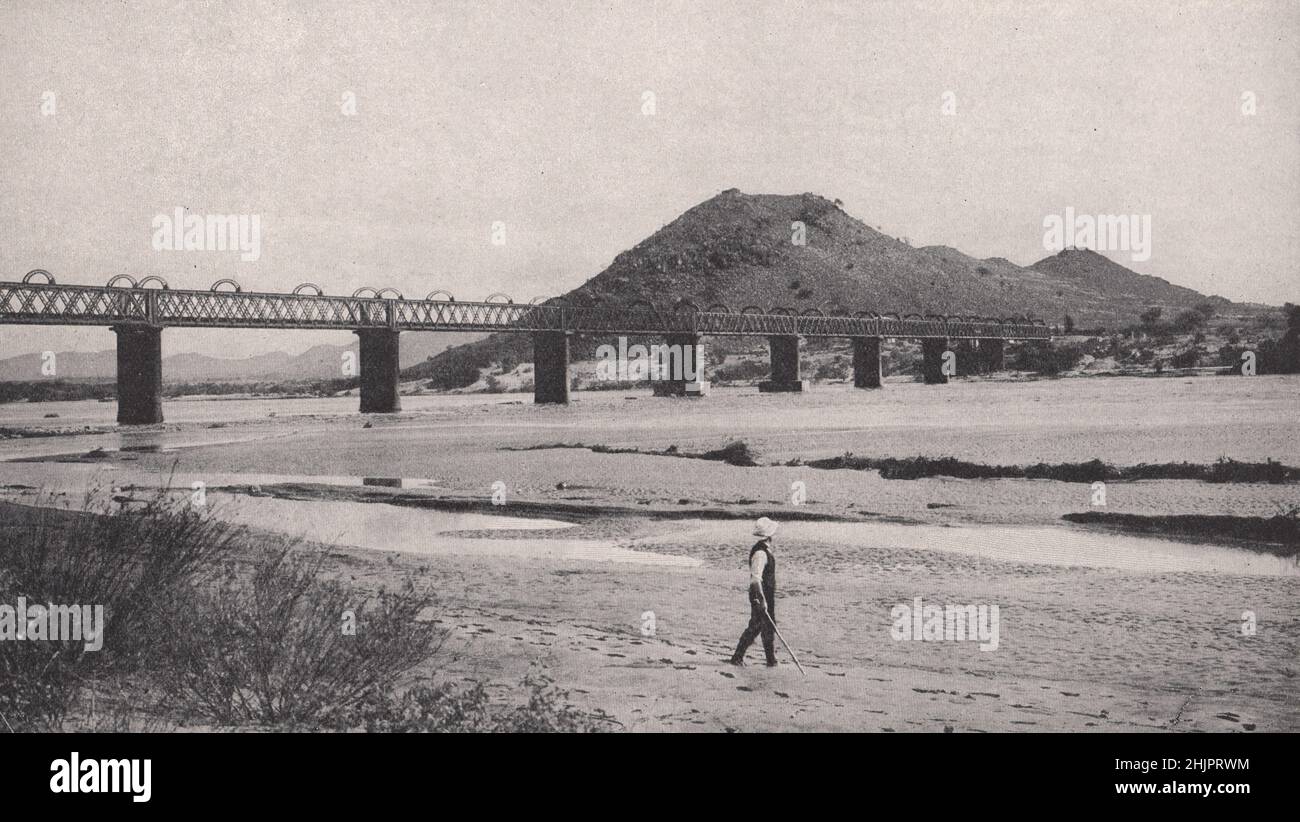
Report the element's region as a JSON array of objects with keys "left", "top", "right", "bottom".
[
  {"left": 533, "top": 330, "right": 571, "bottom": 404},
  {"left": 851, "top": 336, "right": 883, "bottom": 389},
  {"left": 759, "top": 335, "right": 808, "bottom": 392},
  {"left": 356, "top": 329, "right": 402, "bottom": 413},
  {"left": 921, "top": 338, "right": 949, "bottom": 384},
  {"left": 652, "top": 333, "right": 708, "bottom": 397},
  {"left": 980, "top": 338, "right": 1005, "bottom": 372},
  {"left": 114, "top": 325, "right": 164, "bottom": 425}
]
